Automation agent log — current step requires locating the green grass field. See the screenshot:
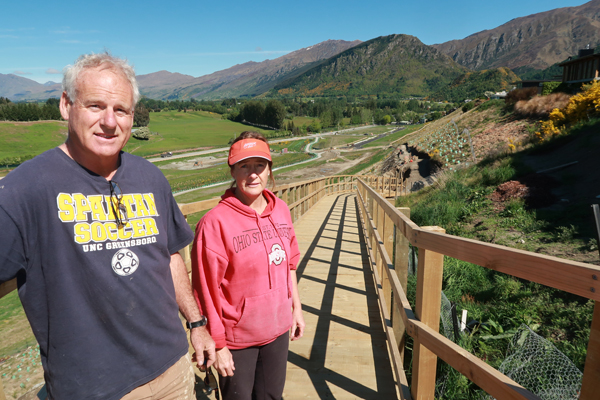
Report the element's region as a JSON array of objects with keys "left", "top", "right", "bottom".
[
  {"left": 339, "top": 148, "right": 391, "bottom": 175},
  {"left": 269, "top": 139, "right": 312, "bottom": 153},
  {"left": 289, "top": 116, "right": 316, "bottom": 126},
  {"left": 124, "top": 111, "right": 270, "bottom": 157},
  {"left": 0, "top": 291, "right": 37, "bottom": 359},
  {"left": 0, "top": 121, "right": 67, "bottom": 164},
  {"left": 312, "top": 135, "right": 361, "bottom": 150},
  {"left": 361, "top": 125, "right": 419, "bottom": 148}
]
